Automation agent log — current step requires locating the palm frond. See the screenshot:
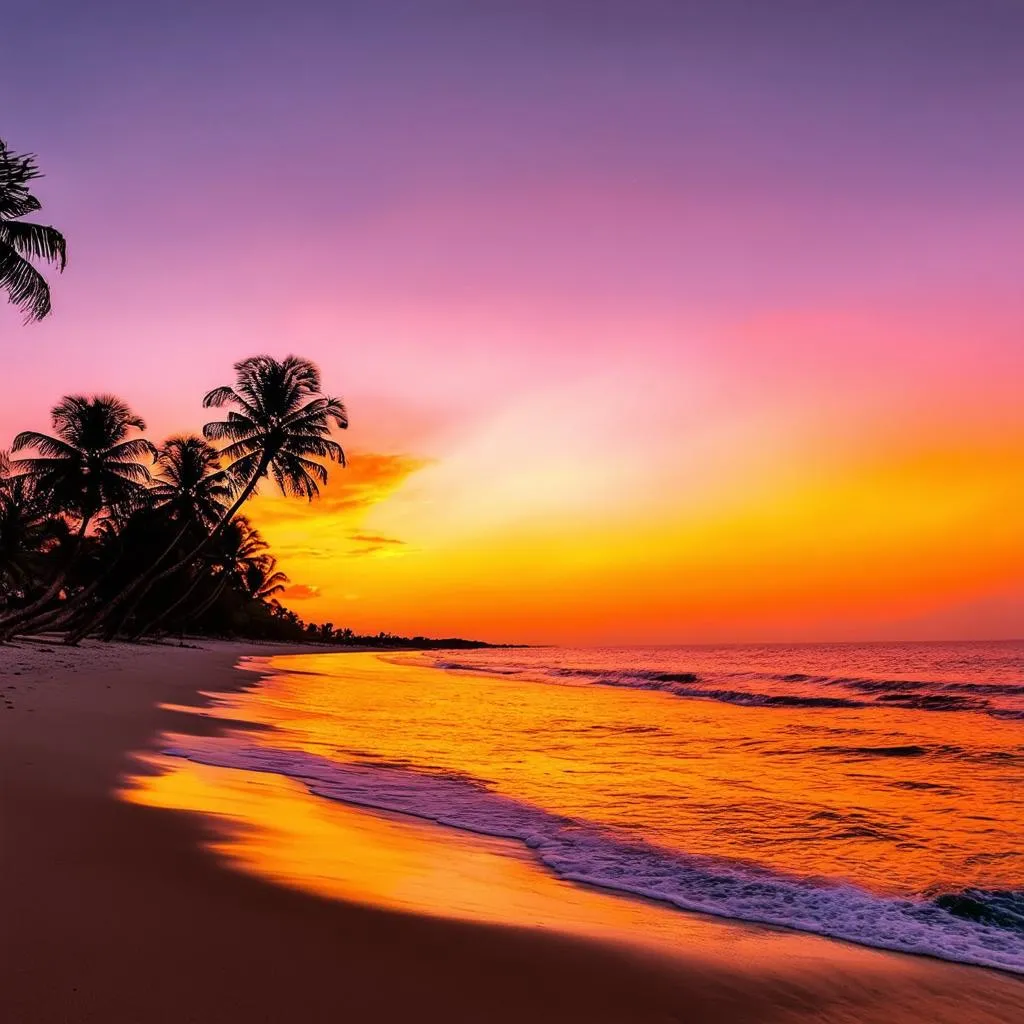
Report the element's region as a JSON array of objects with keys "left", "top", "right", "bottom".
[
  {"left": 202, "top": 386, "right": 238, "bottom": 409},
  {"left": 225, "top": 410, "right": 258, "bottom": 428},
  {"left": 10, "top": 455, "right": 82, "bottom": 473},
  {"left": 0, "top": 220, "right": 67, "bottom": 269},
  {"left": 90, "top": 394, "right": 146, "bottom": 434},
  {"left": 296, "top": 455, "right": 329, "bottom": 484},
  {"left": 11, "top": 430, "right": 76, "bottom": 457},
  {"left": 217, "top": 437, "right": 264, "bottom": 463},
  {"left": 203, "top": 419, "right": 257, "bottom": 443},
  {"left": 282, "top": 434, "right": 347, "bottom": 464},
  {"left": 105, "top": 438, "right": 158, "bottom": 461},
  {"left": 270, "top": 455, "right": 321, "bottom": 500},
  {"left": 0, "top": 142, "right": 43, "bottom": 220},
  {"left": 106, "top": 461, "right": 153, "bottom": 482},
  {"left": 282, "top": 397, "right": 348, "bottom": 432},
  {"left": 0, "top": 244, "right": 51, "bottom": 321}
]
